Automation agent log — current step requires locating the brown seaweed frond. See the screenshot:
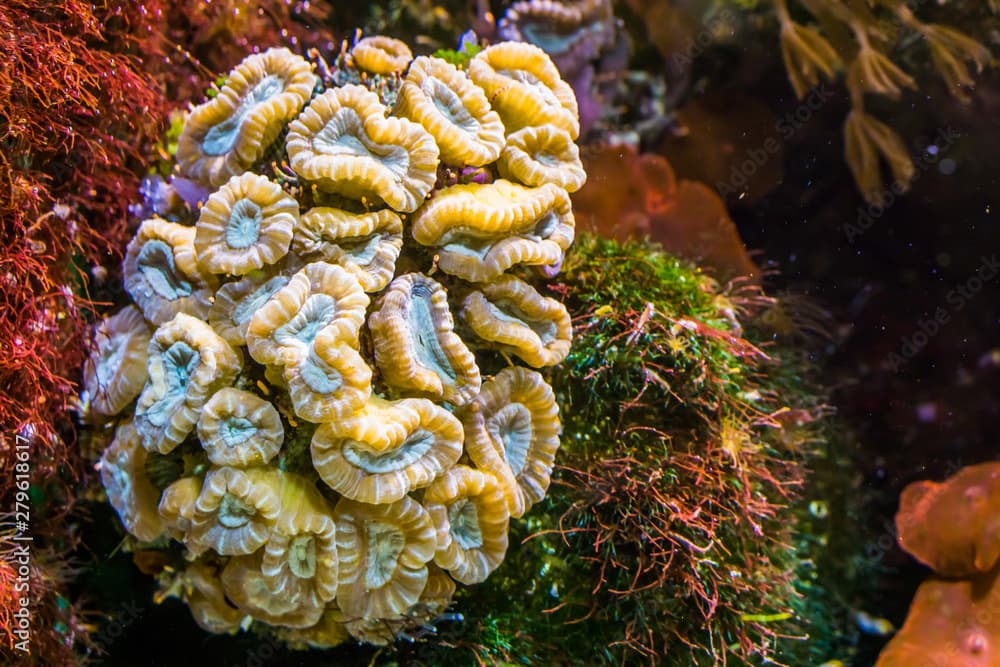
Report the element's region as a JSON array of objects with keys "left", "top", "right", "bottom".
[
  {"left": 775, "top": 0, "right": 841, "bottom": 99},
  {"left": 895, "top": 5, "right": 992, "bottom": 103},
  {"left": 843, "top": 107, "right": 915, "bottom": 206},
  {"left": 767, "top": 0, "right": 992, "bottom": 204},
  {"left": 846, "top": 28, "right": 915, "bottom": 100}
]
